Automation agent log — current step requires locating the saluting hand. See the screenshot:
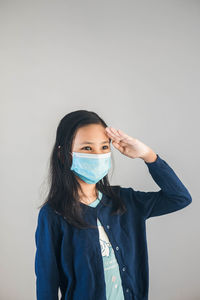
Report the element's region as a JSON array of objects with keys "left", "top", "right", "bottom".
[{"left": 105, "top": 126, "right": 157, "bottom": 163}]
